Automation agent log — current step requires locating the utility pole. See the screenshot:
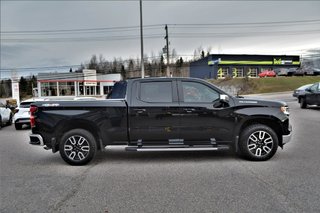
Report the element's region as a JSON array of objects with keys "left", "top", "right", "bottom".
[
  {"left": 140, "top": 0, "right": 145, "bottom": 78},
  {"left": 165, "top": 25, "right": 170, "bottom": 77}
]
